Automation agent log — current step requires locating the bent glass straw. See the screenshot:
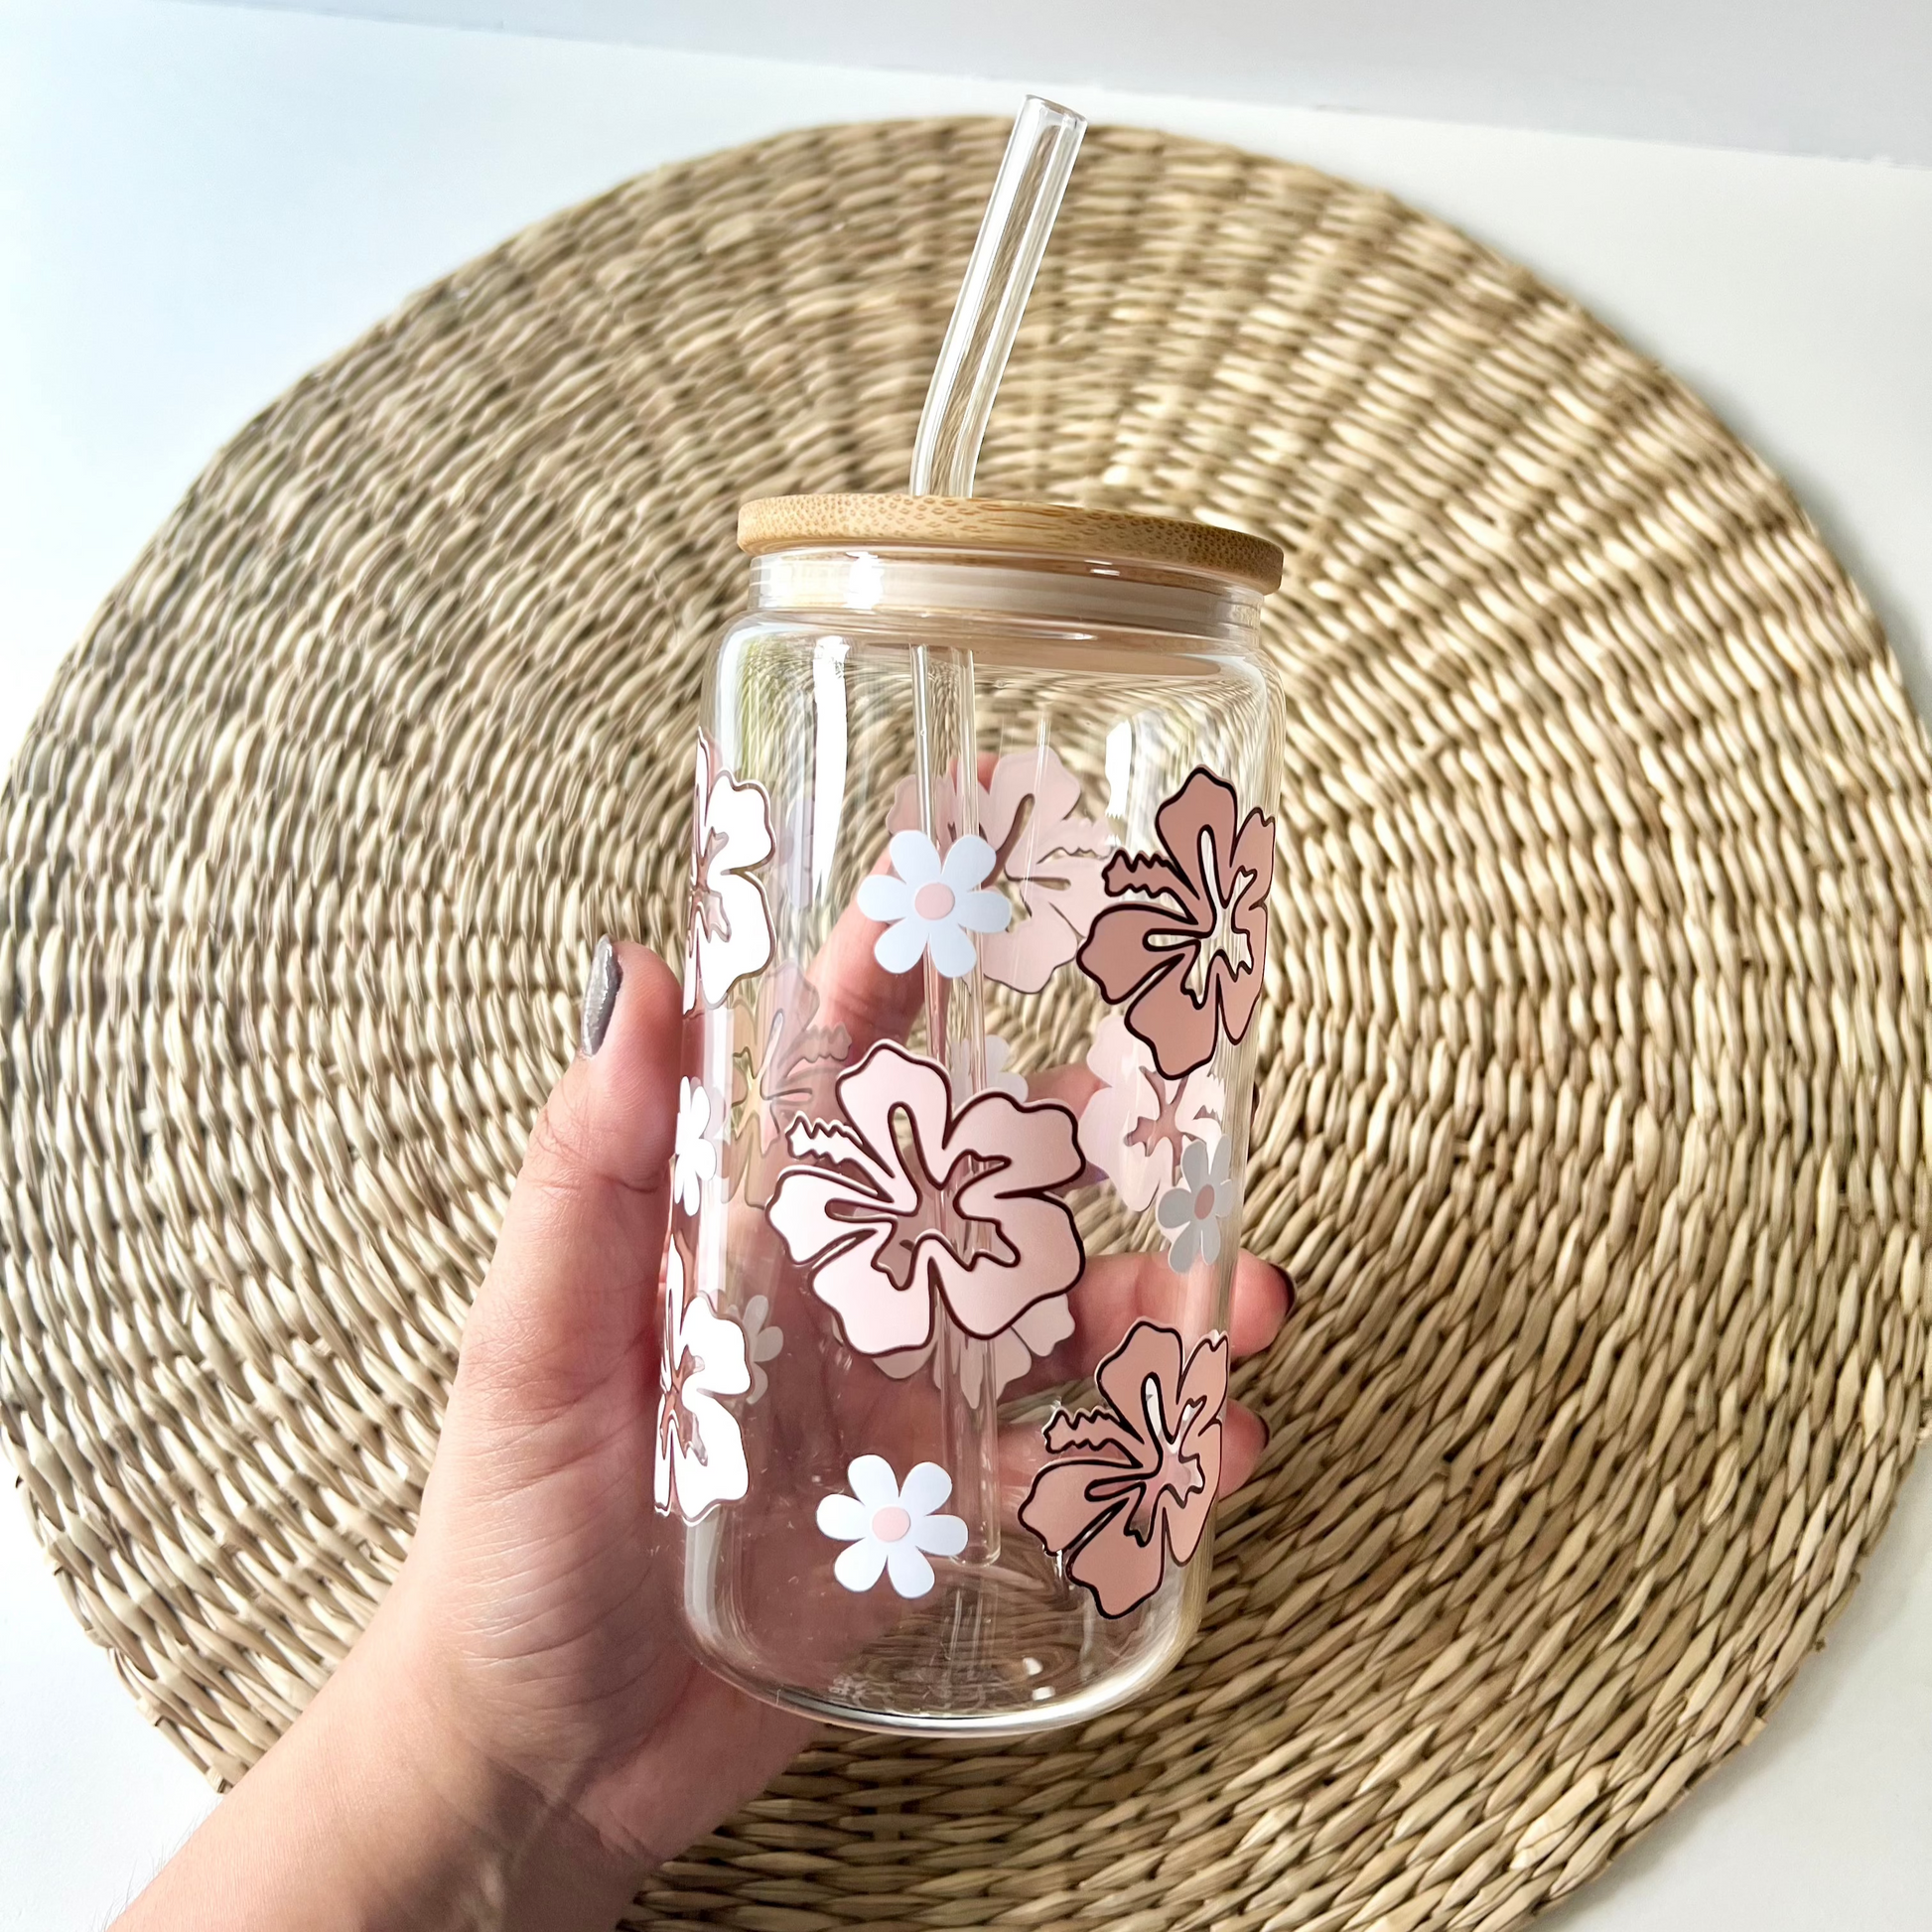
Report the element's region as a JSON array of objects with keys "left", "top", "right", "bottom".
[{"left": 904, "top": 96, "right": 1086, "bottom": 1575}]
